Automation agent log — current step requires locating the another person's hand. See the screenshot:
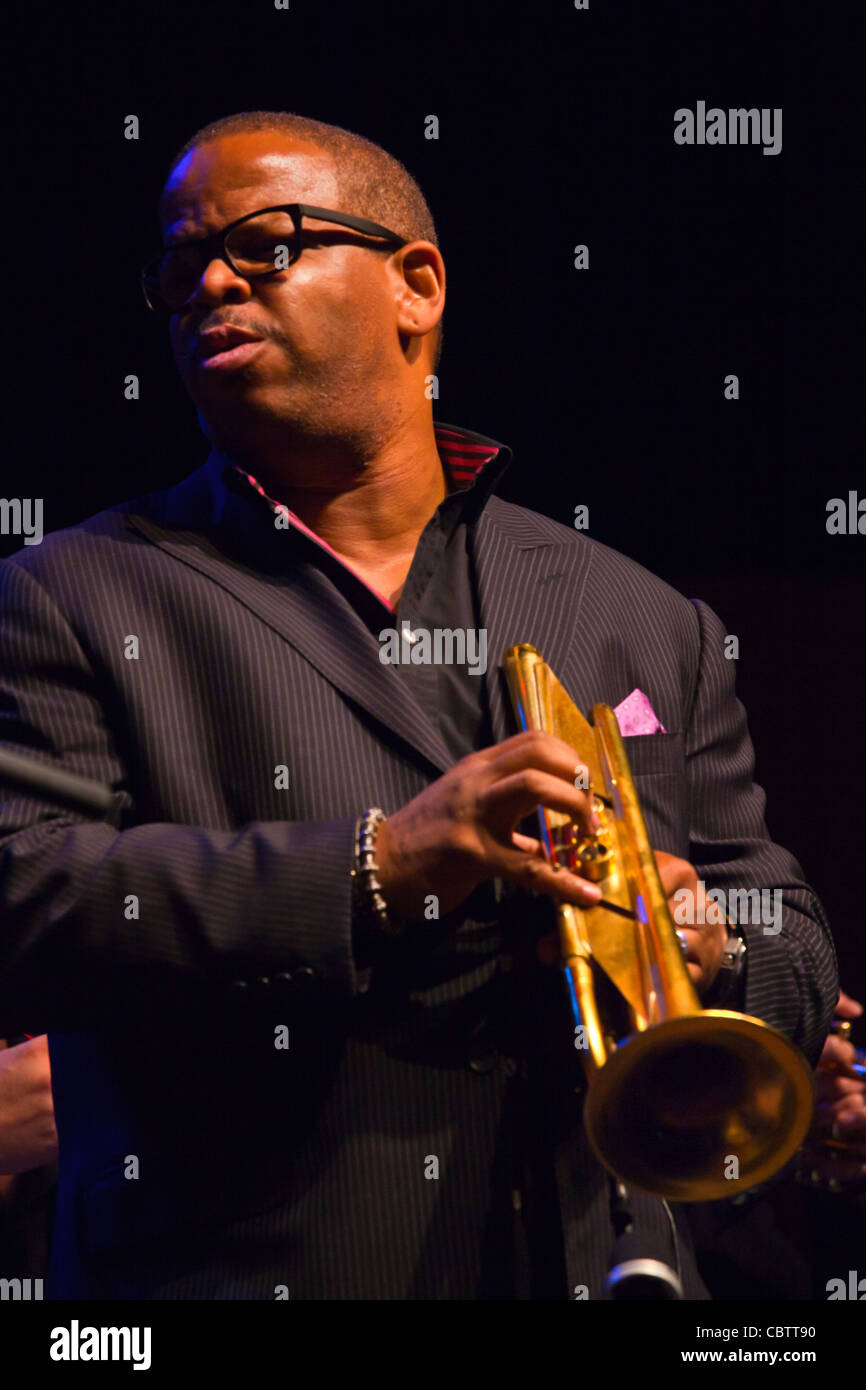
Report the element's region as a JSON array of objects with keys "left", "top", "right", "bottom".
[
  {"left": 0, "top": 1034, "right": 58, "bottom": 1174},
  {"left": 796, "top": 991, "right": 866, "bottom": 1188},
  {"left": 813, "top": 991, "right": 866, "bottom": 1143}
]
